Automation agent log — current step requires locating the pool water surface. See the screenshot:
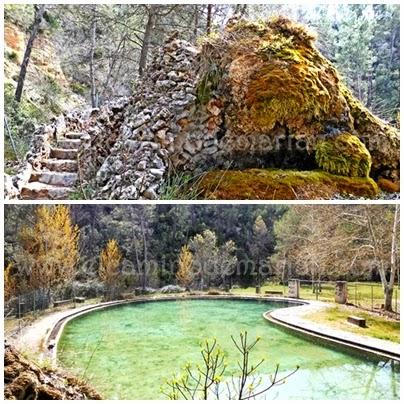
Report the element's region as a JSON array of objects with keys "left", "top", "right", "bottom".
[{"left": 58, "top": 299, "right": 400, "bottom": 399}]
